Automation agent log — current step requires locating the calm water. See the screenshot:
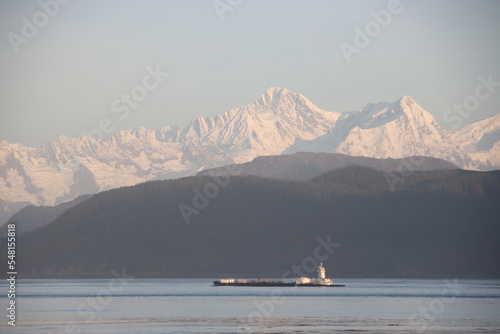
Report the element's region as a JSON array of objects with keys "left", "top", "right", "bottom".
[{"left": 0, "top": 278, "right": 499, "bottom": 333}]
